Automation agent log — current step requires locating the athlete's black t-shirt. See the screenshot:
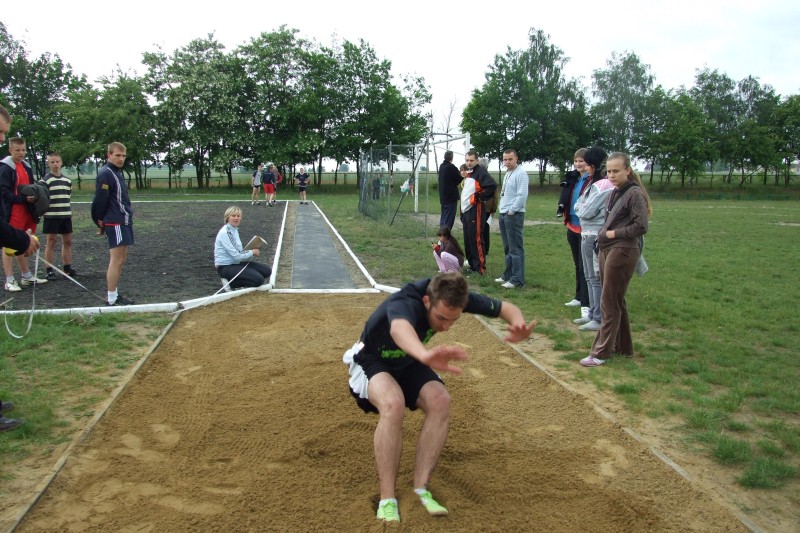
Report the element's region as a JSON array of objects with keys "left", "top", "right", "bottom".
[{"left": 355, "top": 278, "right": 502, "bottom": 370}]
